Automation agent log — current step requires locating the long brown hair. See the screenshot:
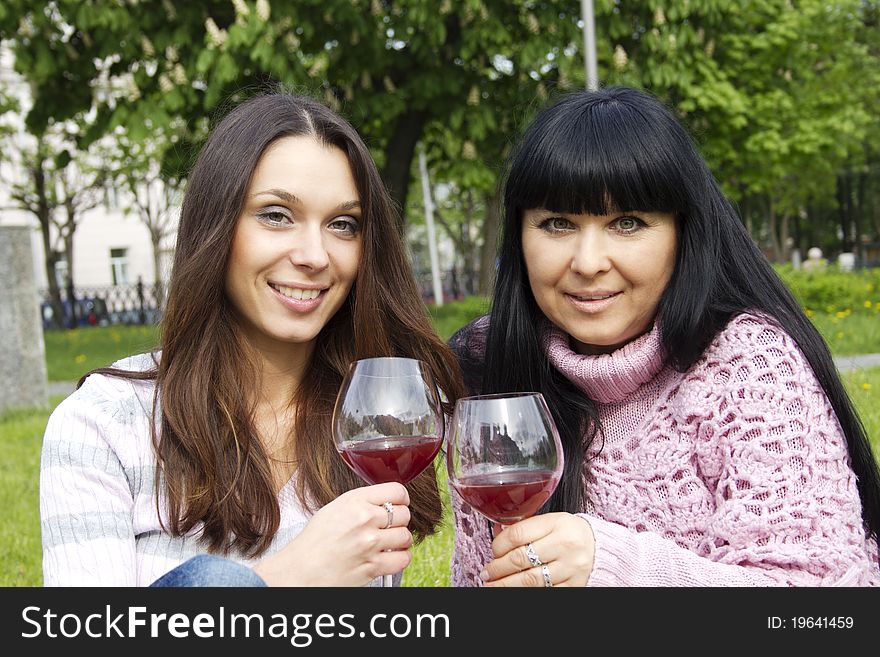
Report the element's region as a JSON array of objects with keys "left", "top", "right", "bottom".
[{"left": 84, "top": 92, "right": 463, "bottom": 557}]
